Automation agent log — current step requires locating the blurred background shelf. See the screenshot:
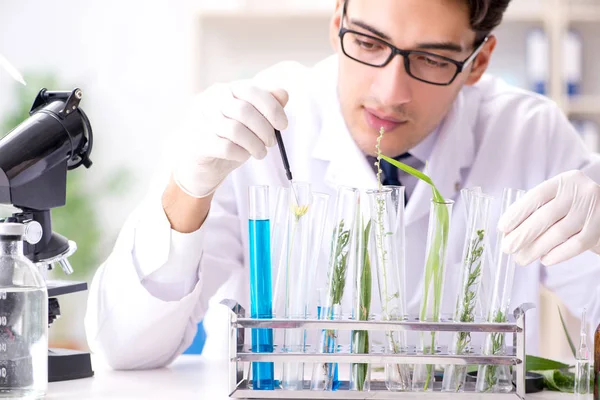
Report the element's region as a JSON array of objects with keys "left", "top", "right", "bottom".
[
  {"left": 503, "top": 2, "right": 546, "bottom": 22},
  {"left": 566, "top": 95, "right": 600, "bottom": 115},
  {"left": 196, "top": 8, "right": 332, "bottom": 20},
  {"left": 568, "top": 4, "right": 600, "bottom": 21}
]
